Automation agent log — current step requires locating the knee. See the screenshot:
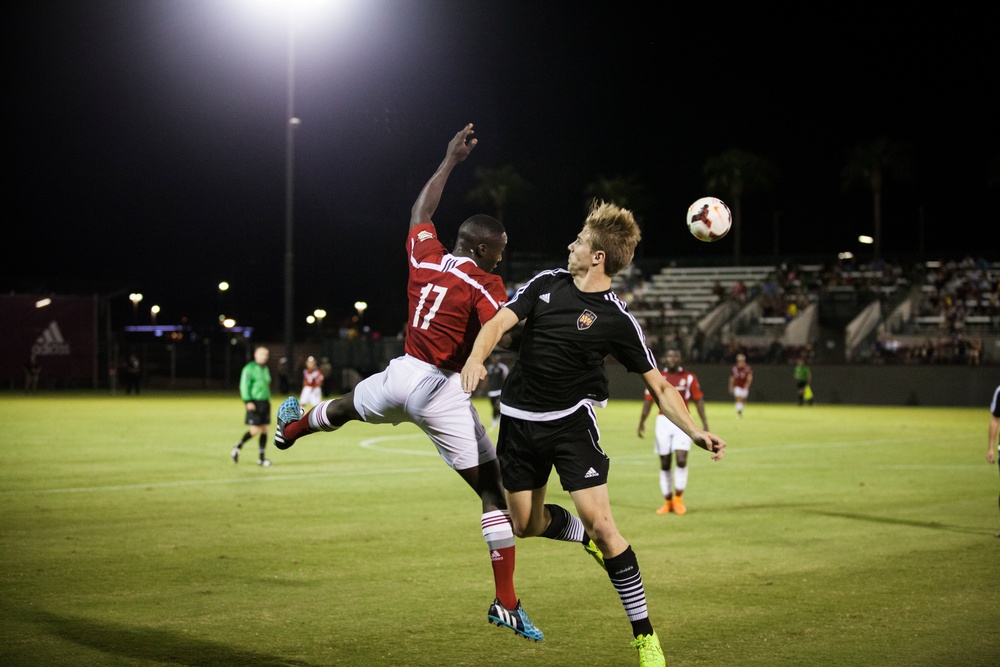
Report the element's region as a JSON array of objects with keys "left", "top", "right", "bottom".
[
  {"left": 509, "top": 513, "right": 545, "bottom": 539},
  {"left": 588, "top": 524, "right": 622, "bottom": 554}
]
